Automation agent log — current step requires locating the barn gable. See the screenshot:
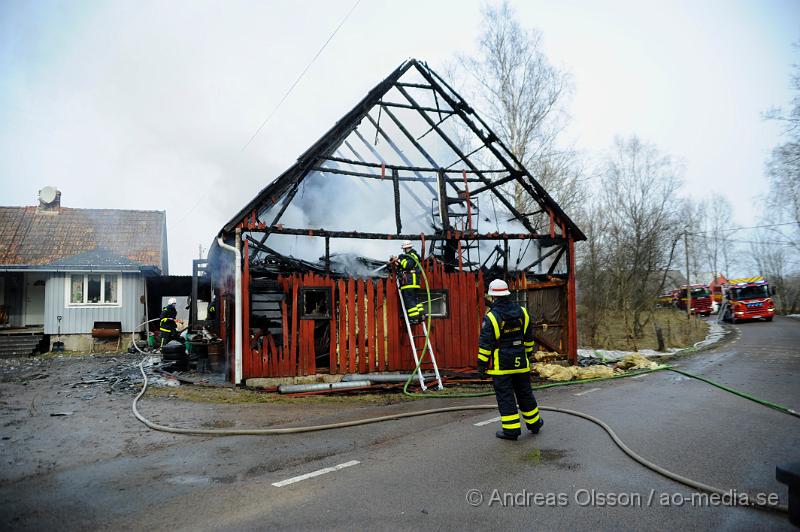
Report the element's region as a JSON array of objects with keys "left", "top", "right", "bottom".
[{"left": 211, "top": 59, "right": 584, "bottom": 384}]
